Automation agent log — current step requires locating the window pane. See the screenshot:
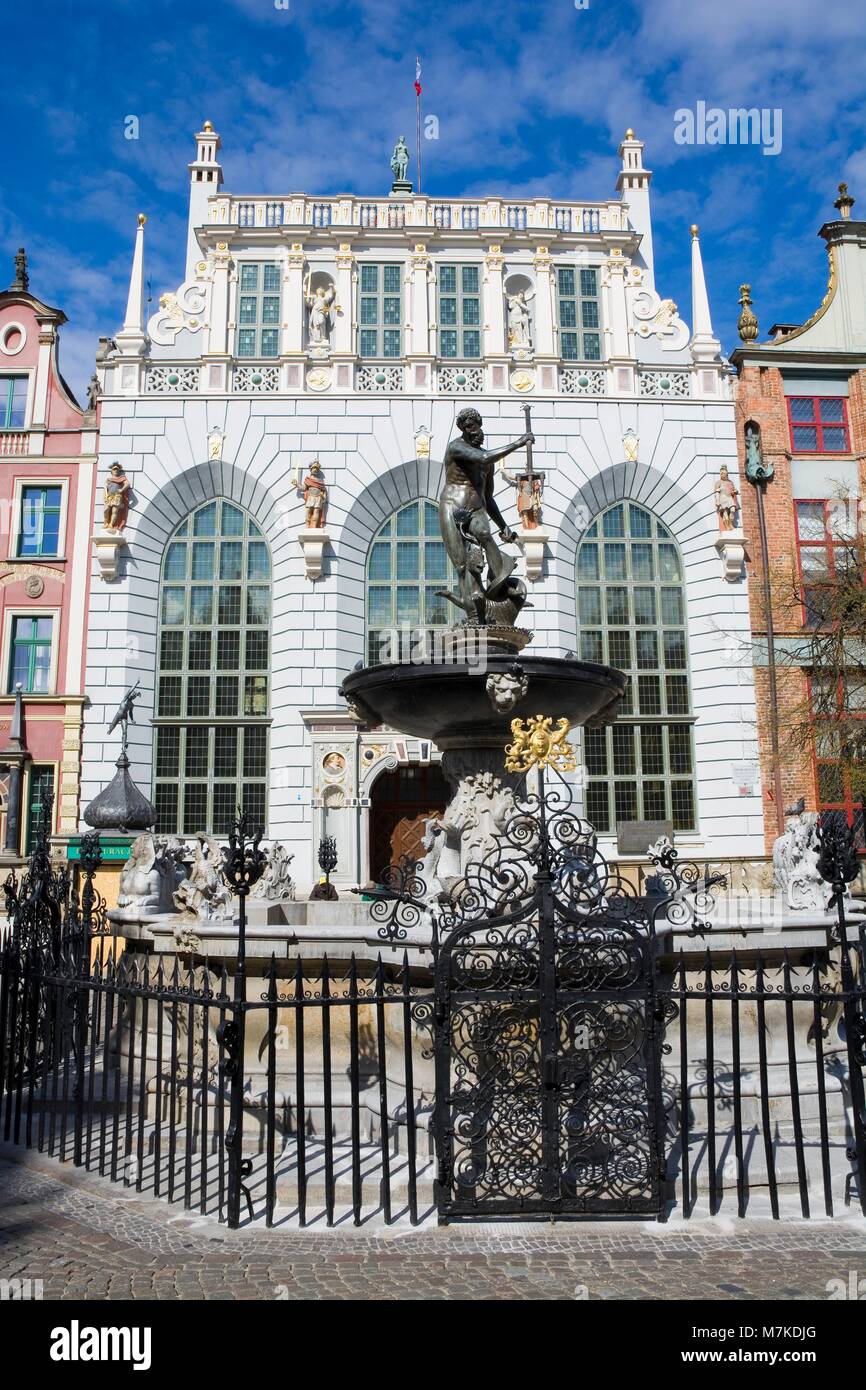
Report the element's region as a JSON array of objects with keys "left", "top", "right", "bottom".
[
  {"left": 162, "top": 588, "right": 185, "bottom": 624},
  {"left": 396, "top": 503, "right": 420, "bottom": 537},
  {"left": 160, "top": 631, "right": 183, "bottom": 669},
  {"left": 191, "top": 588, "right": 213, "bottom": 625},
  {"left": 247, "top": 588, "right": 269, "bottom": 625},
  {"left": 247, "top": 541, "right": 269, "bottom": 580},
  {"left": 579, "top": 268, "right": 597, "bottom": 297},
  {"left": 602, "top": 505, "right": 624, "bottom": 538},
  {"left": 194, "top": 502, "right": 218, "bottom": 537},
  {"left": 462, "top": 266, "right": 479, "bottom": 294},
  {"left": 217, "top": 631, "right": 240, "bottom": 669},
  {"left": 793, "top": 426, "right": 818, "bottom": 451},
  {"left": 577, "top": 544, "right": 598, "bottom": 580},
  {"left": 222, "top": 503, "right": 244, "bottom": 536},
  {"left": 188, "top": 632, "right": 211, "bottom": 669},
  {"left": 164, "top": 542, "right": 187, "bottom": 580},
  {"left": 580, "top": 632, "right": 603, "bottom": 663},
  {"left": 796, "top": 502, "right": 826, "bottom": 541},
  {"left": 818, "top": 397, "right": 844, "bottom": 423},
  {"left": 633, "top": 588, "right": 657, "bottom": 625},
  {"left": 578, "top": 588, "right": 601, "bottom": 625},
  {"left": 789, "top": 397, "right": 815, "bottom": 422},
  {"left": 191, "top": 542, "right": 214, "bottom": 580},
  {"left": 186, "top": 727, "right": 210, "bottom": 777},
  {"left": 244, "top": 675, "right": 268, "bottom": 715},
  {"left": 216, "top": 676, "right": 238, "bottom": 715}
]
